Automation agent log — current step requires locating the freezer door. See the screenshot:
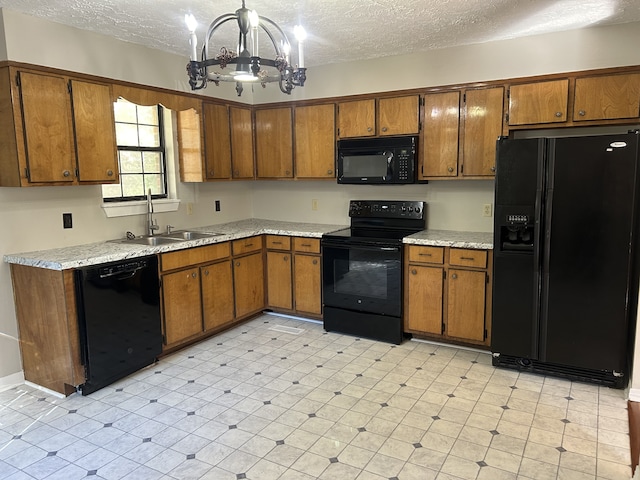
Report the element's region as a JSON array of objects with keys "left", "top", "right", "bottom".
[{"left": 541, "top": 133, "right": 639, "bottom": 371}]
